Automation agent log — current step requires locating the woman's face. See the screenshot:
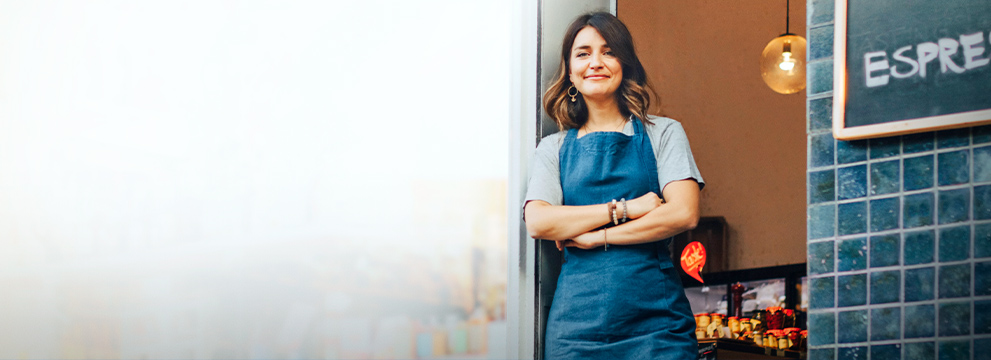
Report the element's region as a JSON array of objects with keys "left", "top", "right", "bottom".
[{"left": 568, "top": 26, "right": 623, "bottom": 102}]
